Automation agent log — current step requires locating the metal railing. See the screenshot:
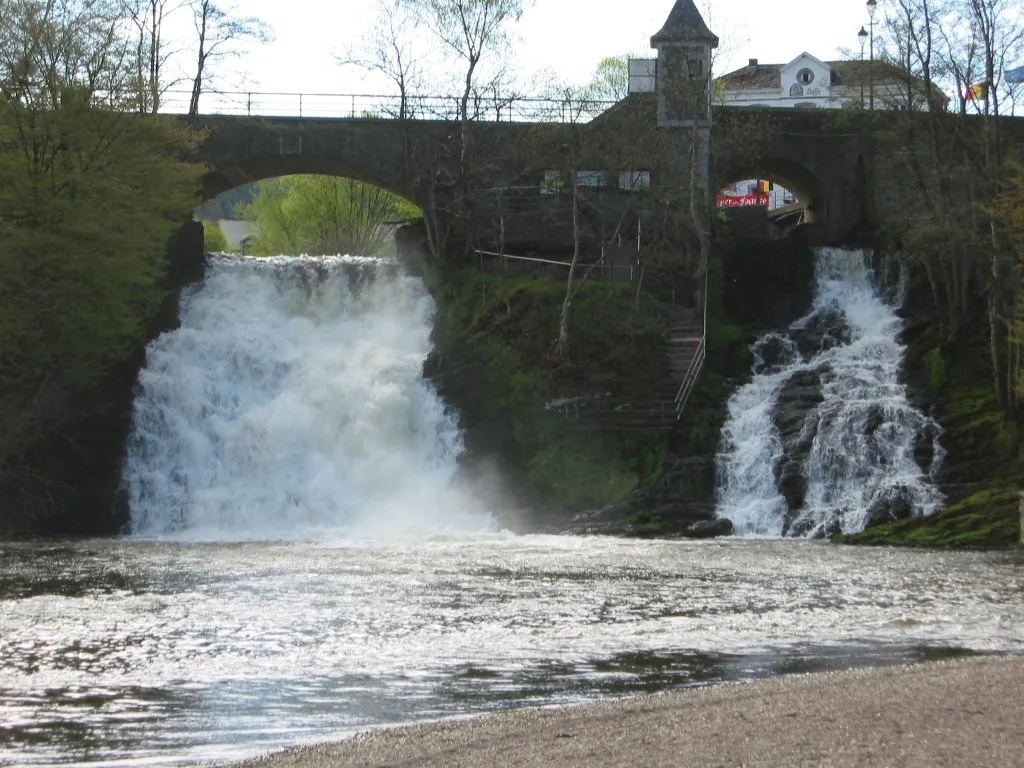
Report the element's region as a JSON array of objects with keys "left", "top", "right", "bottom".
[
  {"left": 673, "top": 335, "right": 706, "bottom": 420},
  {"left": 158, "top": 89, "right": 617, "bottom": 123}
]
